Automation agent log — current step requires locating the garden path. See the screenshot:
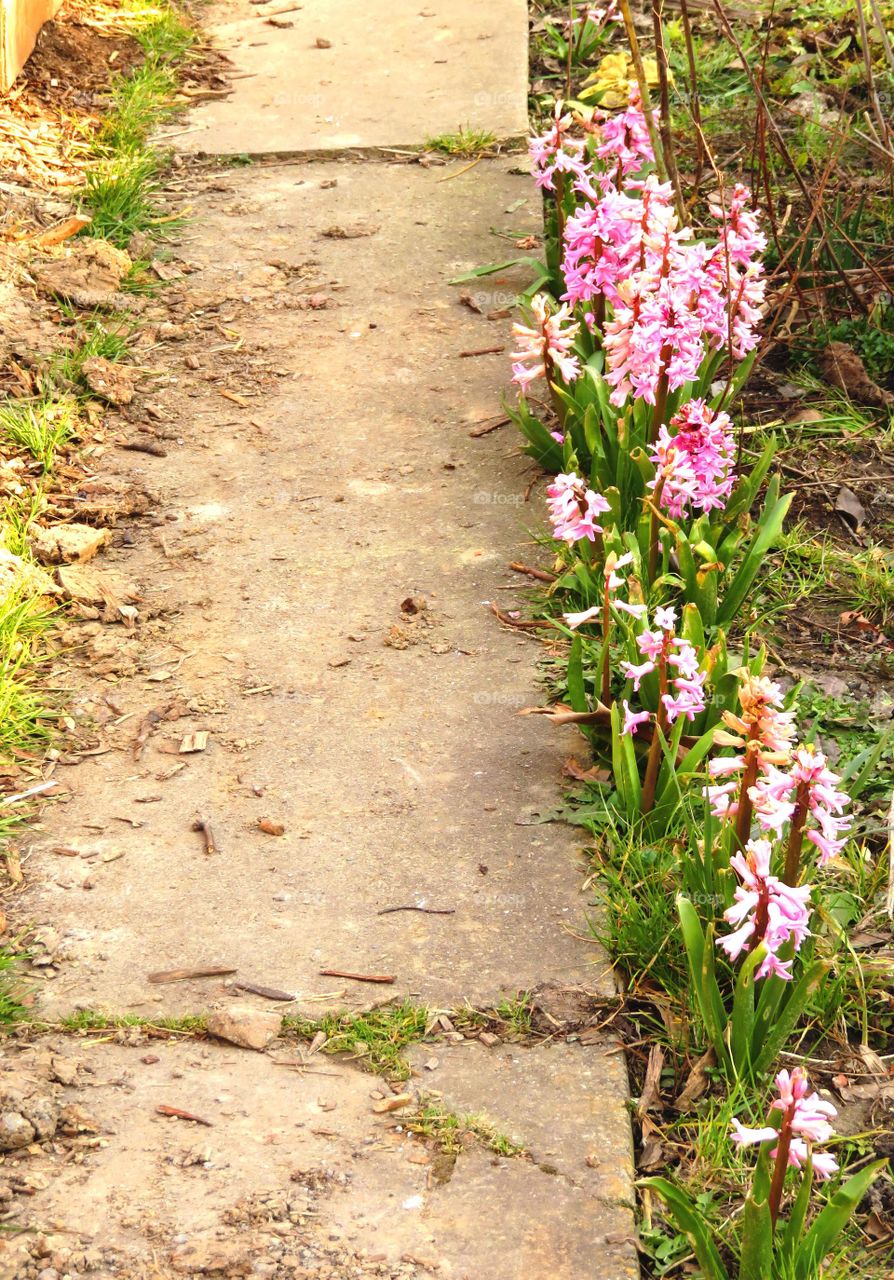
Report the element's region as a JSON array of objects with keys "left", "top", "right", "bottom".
[{"left": 14, "top": 5, "right": 639, "bottom": 1276}]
